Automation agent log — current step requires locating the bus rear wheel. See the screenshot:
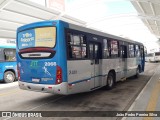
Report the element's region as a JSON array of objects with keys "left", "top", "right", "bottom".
[
  {"left": 4, "top": 71, "right": 15, "bottom": 83},
  {"left": 106, "top": 72, "right": 115, "bottom": 90},
  {"left": 134, "top": 67, "right": 140, "bottom": 78}
]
